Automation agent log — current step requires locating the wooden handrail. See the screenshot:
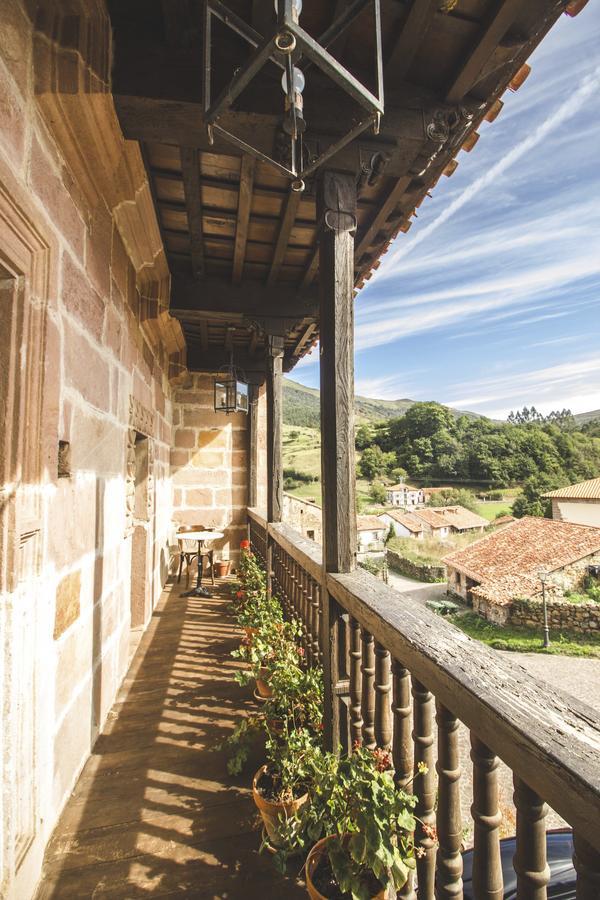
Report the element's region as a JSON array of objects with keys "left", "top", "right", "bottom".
[{"left": 249, "top": 513, "right": 600, "bottom": 854}]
